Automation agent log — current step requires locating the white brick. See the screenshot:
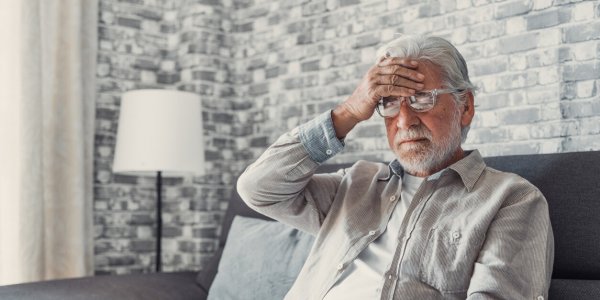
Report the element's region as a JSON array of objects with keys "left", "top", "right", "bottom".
[
  {"left": 320, "top": 54, "right": 333, "bottom": 69},
  {"left": 580, "top": 117, "right": 600, "bottom": 135},
  {"left": 532, "top": 0, "right": 552, "bottom": 10},
  {"left": 540, "top": 139, "right": 562, "bottom": 153},
  {"left": 272, "top": 25, "right": 285, "bottom": 36},
  {"left": 402, "top": 6, "right": 420, "bottom": 22},
  {"left": 361, "top": 48, "right": 376, "bottom": 64},
  {"left": 290, "top": 6, "right": 302, "bottom": 18},
  {"left": 289, "top": 61, "right": 300, "bottom": 74},
  {"left": 269, "top": 80, "right": 282, "bottom": 92},
  {"left": 97, "top": 63, "right": 110, "bottom": 77},
  {"left": 474, "top": 110, "right": 500, "bottom": 127},
  {"left": 511, "top": 126, "right": 530, "bottom": 140},
  {"left": 573, "top": 41, "right": 598, "bottom": 61},
  {"left": 181, "top": 69, "right": 192, "bottom": 82},
  {"left": 325, "top": 29, "right": 336, "bottom": 39},
  {"left": 576, "top": 80, "right": 596, "bottom": 98},
  {"left": 285, "top": 35, "right": 297, "bottom": 48},
  {"left": 451, "top": 27, "right": 469, "bottom": 45},
  {"left": 254, "top": 17, "right": 268, "bottom": 31},
  {"left": 137, "top": 226, "right": 153, "bottom": 239},
  {"left": 381, "top": 28, "right": 396, "bottom": 42},
  {"left": 476, "top": 77, "right": 495, "bottom": 93},
  {"left": 510, "top": 54, "right": 528, "bottom": 71},
  {"left": 141, "top": 20, "right": 160, "bottom": 33},
  {"left": 352, "top": 23, "right": 364, "bottom": 34},
  {"left": 526, "top": 86, "right": 560, "bottom": 104},
  {"left": 387, "top": 0, "right": 402, "bottom": 10},
  {"left": 573, "top": 1, "right": 595, "bottom": 21},
  {"left": 222, "top": 19, "right": 232, "bottom": 32},
  {"left": 140, "top": 70, "right": 156, "bottom": 83},
  {"left": 253, "top": 69, "right": 265, "bottom": 82},
  {"left": 96, "top": 170, "right": 111, "bottom": 184},
  {"left": 539, "top": 68, "right": 559, "bottom": 85},
  {"left": 168, "top": 34, "right": 179, "bottom": 50},
  {"left": 164, "top": 11, "right": 178, "bottom": 22},
  {"left": 506, "top": 17, "right": 526, "bottom": 34},
  {"left": 456, "top": 0, "right": 471, "bottom": 9},
  {"left": 161, "top": 60, "right": 176, "bottom": 72},
  {"left": 541, "top": 103, "right": 561, "bottom": 121},
  {"left": 327, "top": 0, "right": 339, "bottom": 10},
  {"left": 538, "top": 28, "right": 561, "bottom": 47}
]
